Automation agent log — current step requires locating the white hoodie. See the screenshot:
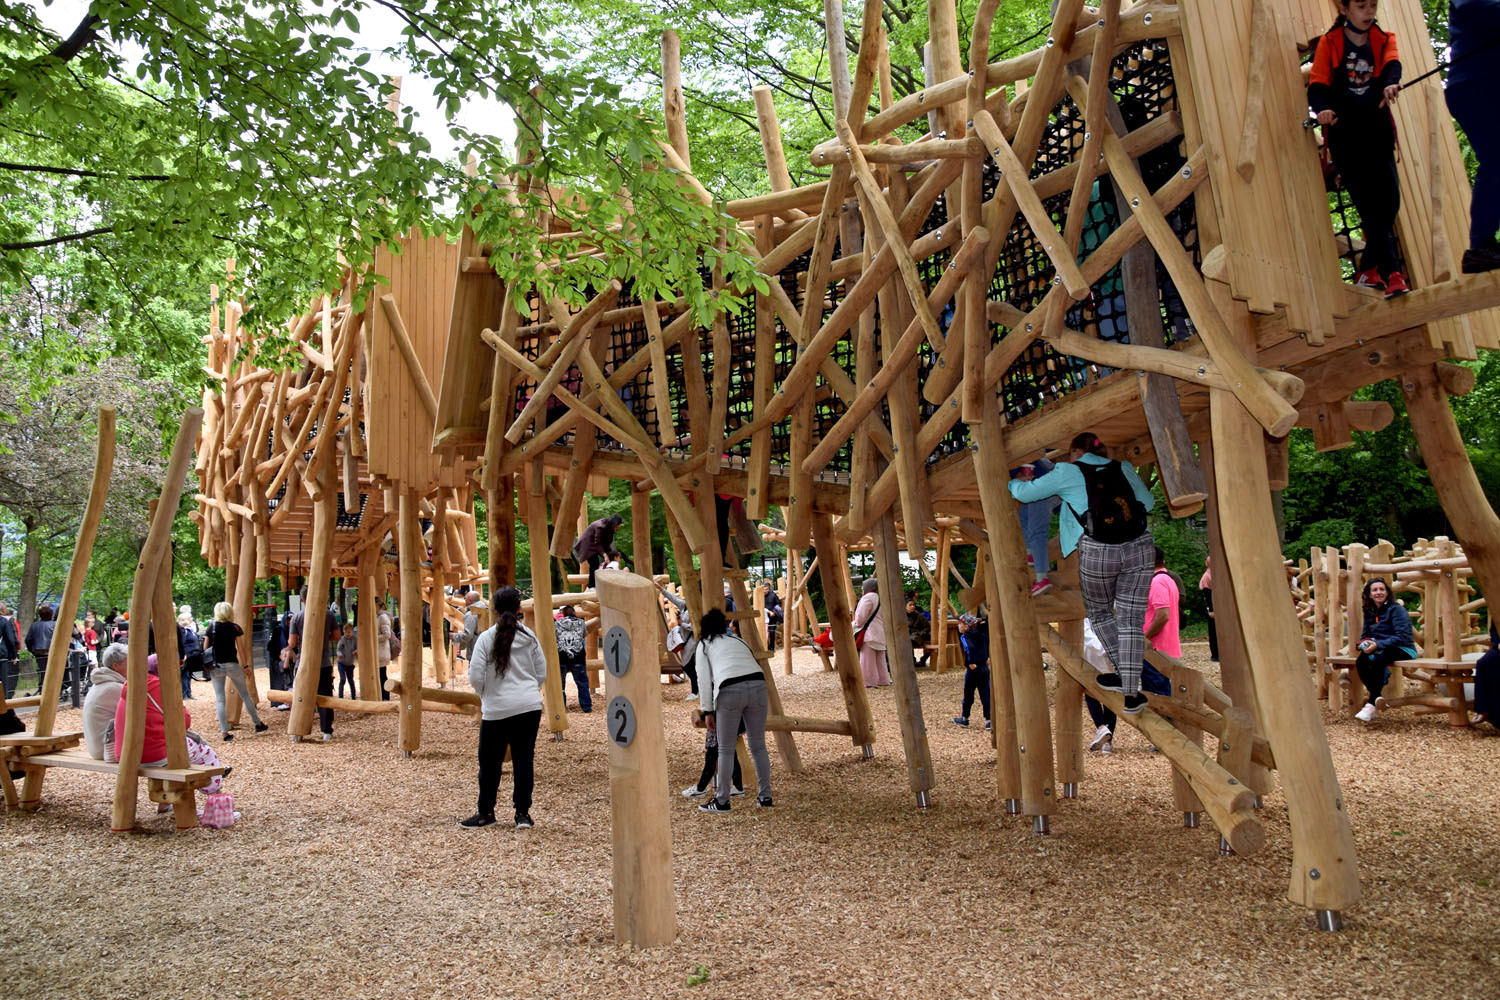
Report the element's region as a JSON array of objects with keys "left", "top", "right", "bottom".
[
  {"left": 467, "top": 624, "right": 547, "bottom": 721},
  {"left": 82, "top": 664, "right": 125, "bottom": 759}
]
